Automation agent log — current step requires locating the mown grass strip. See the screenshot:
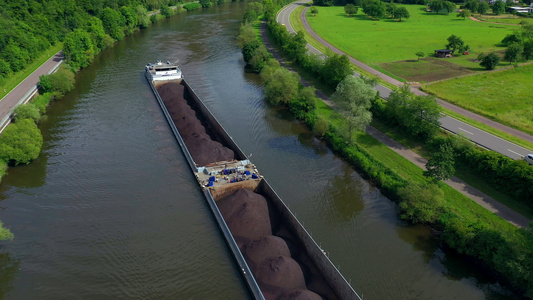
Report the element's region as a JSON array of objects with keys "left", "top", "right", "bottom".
[{"left": 0, "top": 43, "right": 63, "bottom": 100}]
